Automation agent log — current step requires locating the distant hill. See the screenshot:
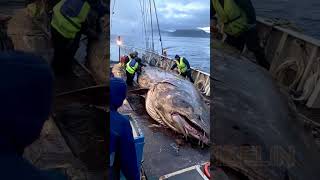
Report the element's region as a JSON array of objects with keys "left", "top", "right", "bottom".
[
  {"left": 110, "top": 29, "right": 210, "bottom": 39},
  {"left": 162, "top": 29, "right": 210, "bottom": 38}
]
